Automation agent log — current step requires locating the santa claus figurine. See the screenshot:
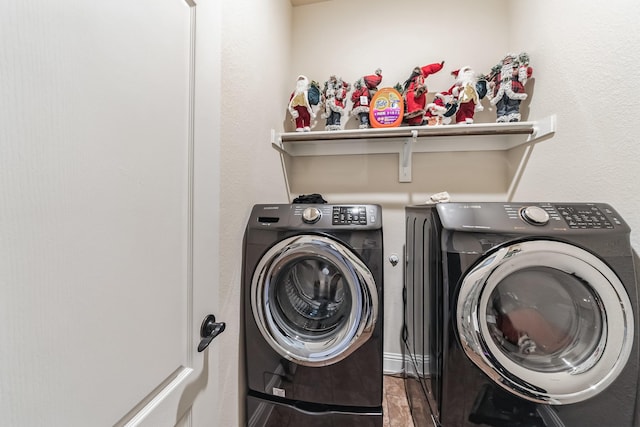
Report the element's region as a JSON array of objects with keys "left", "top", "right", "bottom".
[
  {"left": 351, "top": 79, "right": 371, "bottom": 129},
  {"left": 449, "top": 66, "right": 484, "bottom": 124},
  {"left": 288, "top": 75, "right": 318, "bottom": 132},
  {"left": 425, "top": 92, "right": 454, "bottom": 126},
  {"left": 322, "top": 75, "right": 350, "bottom": 131},
  {"left": 486, "top": 52, "right": 533, "bottom": 122},
  {"left": 402, "top": 61, "right": 445, "bottom": 126}
]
